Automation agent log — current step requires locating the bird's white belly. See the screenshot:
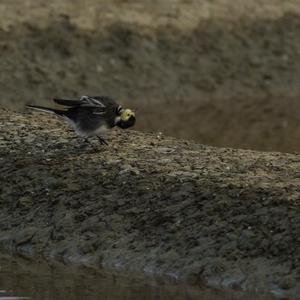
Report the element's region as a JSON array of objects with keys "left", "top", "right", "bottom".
[
  {"left": 61, "top": 115, "right": 109, "bottom": 137},
  {"left": 93, "top": 124, "right": 109, "bottom": 135}
]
